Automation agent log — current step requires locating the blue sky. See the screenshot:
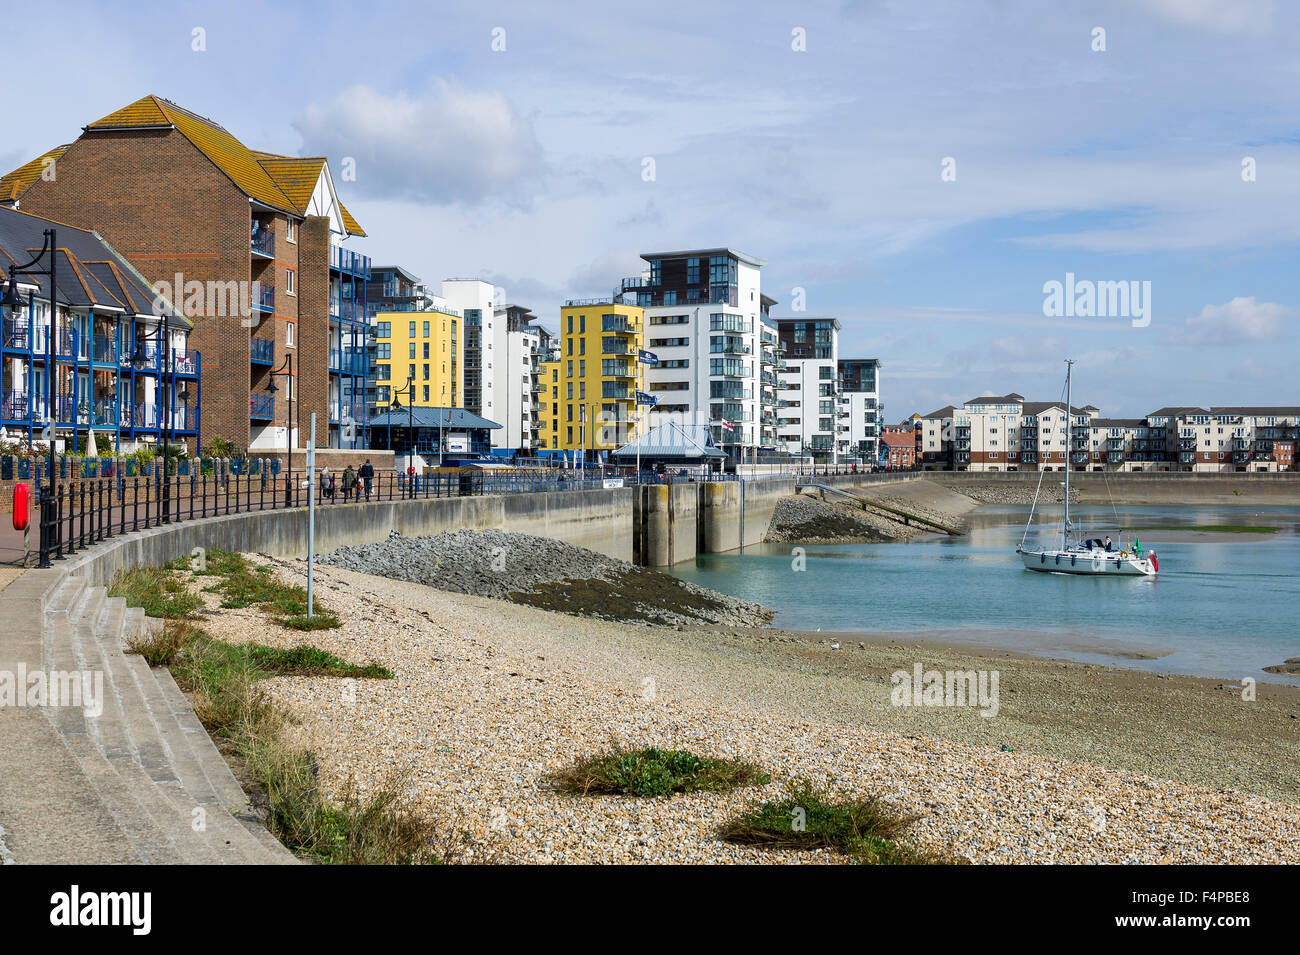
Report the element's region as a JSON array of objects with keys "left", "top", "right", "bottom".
[{"left": 7, "top": 0, "right": 1297, "bottom": 418}]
